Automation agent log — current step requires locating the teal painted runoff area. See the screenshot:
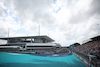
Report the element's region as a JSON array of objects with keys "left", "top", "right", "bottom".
[{"left": 0, "top": 52, "right": 86, "bottom": 67}]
